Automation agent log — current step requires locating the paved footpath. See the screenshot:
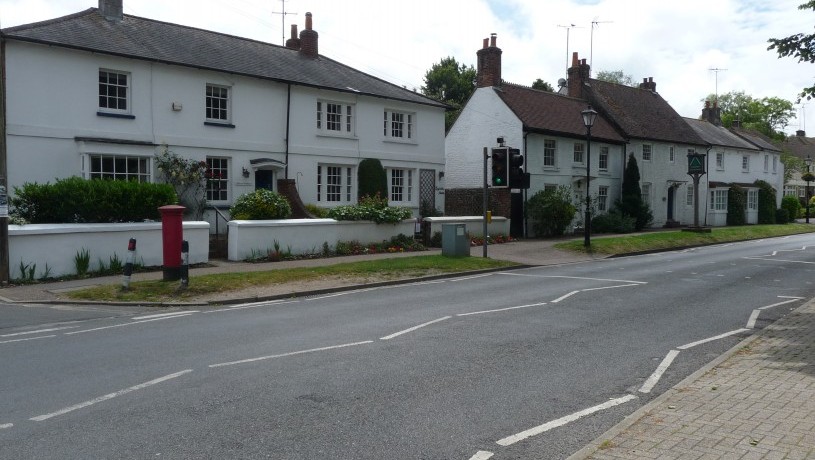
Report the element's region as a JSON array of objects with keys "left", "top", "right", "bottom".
[{"left": 570, "top": 298, "right": 815, "bottom": 460}]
